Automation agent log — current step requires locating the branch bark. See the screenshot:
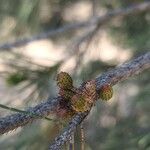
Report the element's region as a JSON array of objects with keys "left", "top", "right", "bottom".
[
  {"left": 0, "top": 2, "right": 149, "bottom": 50},
  {"left": 48, "top": 52, "right": 150, "bottom": 150},
  {"left": 0, "top": 51, "right": 149, "bottom": 150},
  {"left": 0, "top": 97, "right": 60, "bottom": 134},
  {"left": 0, "top": 52, "right": 149, "bottom": 146}
]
